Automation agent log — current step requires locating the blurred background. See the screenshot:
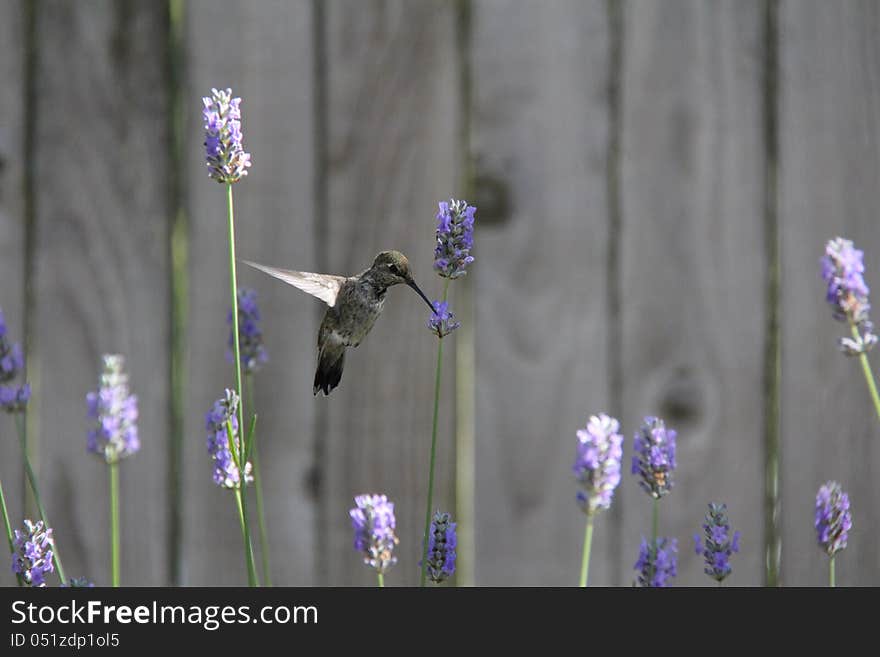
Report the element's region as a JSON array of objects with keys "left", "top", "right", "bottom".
[{"left": 0, "top": 0, "right": 879, "bottom": 587}]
